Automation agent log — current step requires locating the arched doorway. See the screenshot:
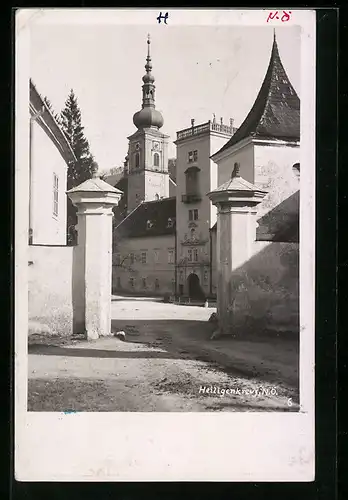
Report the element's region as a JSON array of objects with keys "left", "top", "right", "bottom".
[{"left": 187, "top": 273, "right": 204, "bottom": 300}]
